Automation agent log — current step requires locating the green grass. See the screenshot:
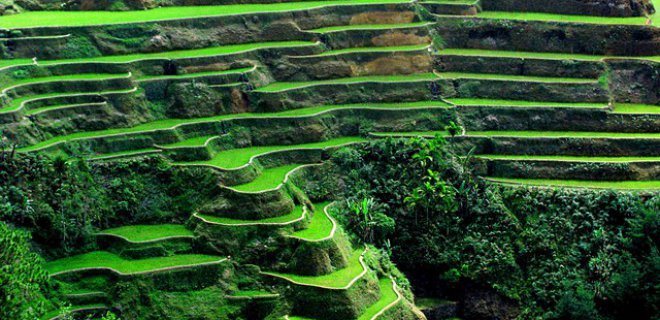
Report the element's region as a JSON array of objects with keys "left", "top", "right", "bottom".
[
  {"left": 308, "top": 22, "right": 429, "bottom": 33},
  {"left": 255, "top": 73, "right": 439, "bottom": 92},
  {"left": 358, "top": 277, "right": 398, "bottom": 320},
  {"left": 486, "top": 177, "right": 660, "bottom": 190},
  {"left": 315, "top": 44, "right": 430, "bottom": 56},
  {"left": 183, "top": 137, "right": 366, "bottom": 169},
  {"left": 44, "top": 251, "right": 223, "bottom": 275},
  {"left": 228, "top": 290, "right": 277, "bottom": 297},
  {"left": 26, "top": 101, "right": 107, "bottom": 116},
  {"left": 0, "top": 0, "right": 408, "bottom": 28},
  {"left": 88, "top": 148, "right": 159, "bottom": 160},
  {"left": 0, "top": 41, "right": 316, "bottom": 69},
  {"left": 437, "top": 48, "right": 660, "bottom": 62},
  {"left": 196, "top": 205, "right": 305, "bottom": 225},
  {"left": 159, "top": 135, "right": 216, "bottom": 148},
  {"left": 231, "top": 164, "right": 304, "bottom": 192},
  {"left": 478, "top": 155, "right": 660, "bottom": 162},
  {"left": 18, "top": 101, "right": 448, "bottom": 153},
  {"left": 371, "top": 131, "right": 446, "bottom": 137},
  {"left": 1, "top": 73, "right": 128, "bottom": 92},
  {"left": 1, "top": 87, "right": 136, "bottom": 114},
  {"left": 613, "top": 103, "right": 660, "bottom": 114},
  {"left": 437, "top": 72, "right": 597, "bottom": 83},
  {"left": 97, "top": 224, "right": 194, "bottom": 242},
  {"left": 467, "top": 131, "right": 660, "bottom": 138},
  {"left": 264, "top": 248, "right": 365, "bottom": 288},
  {"left": 287, "top": 317, "right": 315, "bottom": 320},
  {"left": 447, "top": 98, "right": 607, "bottom": 108},
  {"left": 136, "top": 67, "right": 253, "bottom": 81},
  {"left": 290, "top": 202, "right": 334, "bottom": 241},
  {"left": 471, "top": 11, "right": 650, "bottom": 26}
]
